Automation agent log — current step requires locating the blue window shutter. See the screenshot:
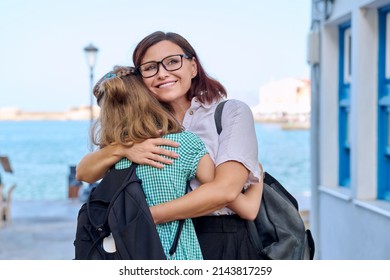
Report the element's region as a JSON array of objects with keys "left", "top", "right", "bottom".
[
  {"left": 338, "top": 21, "right": 351, "bottom": 188},
  {"left": 378, "top": 6, "right": 390, "bottom": 201}
]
